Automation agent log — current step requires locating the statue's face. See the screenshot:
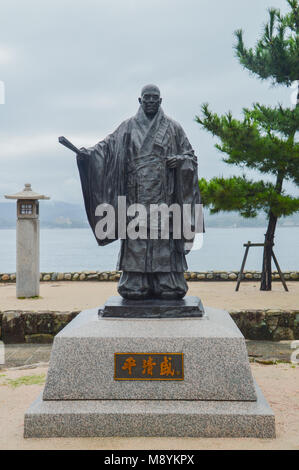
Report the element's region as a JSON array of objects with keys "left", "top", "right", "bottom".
[{"left": 138, "top": 88, "right": 162, "bottom": 118}]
